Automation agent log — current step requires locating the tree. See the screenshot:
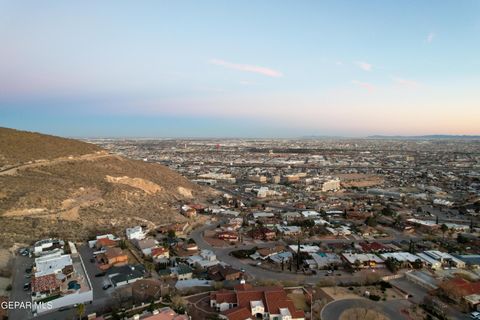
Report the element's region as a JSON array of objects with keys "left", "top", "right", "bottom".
[
  {"left": 440, "top": 224, "right": 449, "bottom": 239},
  {"left": 76, "top": 303, "right": 85, "bottom": 320},
  {"left": 171, "top": 295, "right": 187, "bottom": 314},
  {"left": 365, "top": 216, "right": 377, "bottom": 227}
]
